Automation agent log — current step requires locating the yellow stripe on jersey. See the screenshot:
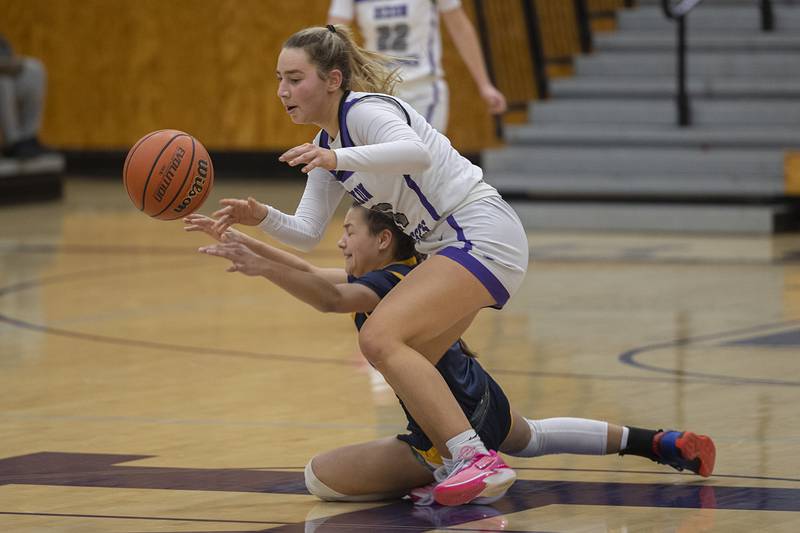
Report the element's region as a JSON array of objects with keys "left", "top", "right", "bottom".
[{"left": 386, "top": 256, "right": 418, "bottom": 281}]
